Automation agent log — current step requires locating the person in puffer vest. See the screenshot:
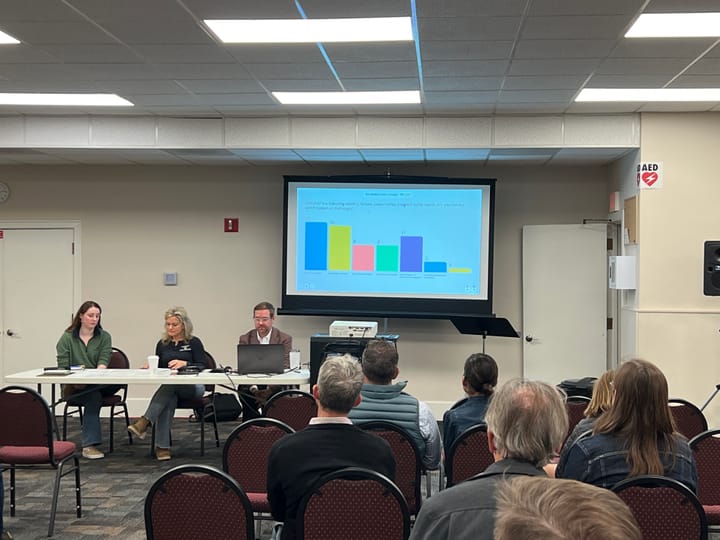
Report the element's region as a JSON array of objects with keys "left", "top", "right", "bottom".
[{"left": 348, "top": 339, "right": 441, "bottom": 470}]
